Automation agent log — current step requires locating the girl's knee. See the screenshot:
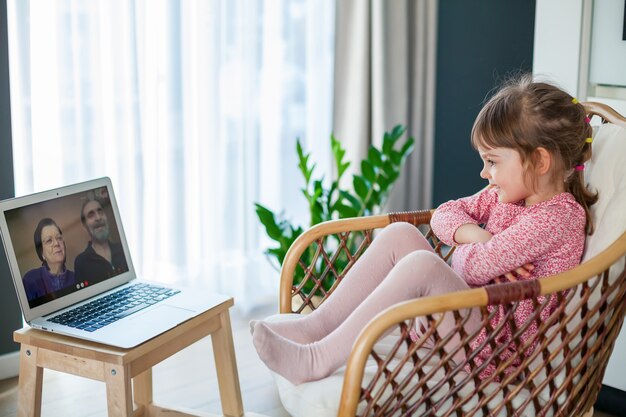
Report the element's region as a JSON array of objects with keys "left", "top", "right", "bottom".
[
  {"left": 401, "top": 249, "right": 442, "bottom": 266},
  {"left": 384, "top": 222, "right": 419, "bottom": 234},
  {"left": 391, "top": 250, "right": 442, "bottom": 277},
  {"left": 393, "top": 250, "right": 452, "bottom": 283},
  {"left": 376, "top": 223, "right": 430, "bottom": 251},
  {"left": 381, "top": 249, "right": 449, "bottom": 294},
  {"left": 396, "top": 250, "right": 467, "bottom": 293},
  {"left": 377, "top": 222, "right": 418, "bottom": 240}
]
